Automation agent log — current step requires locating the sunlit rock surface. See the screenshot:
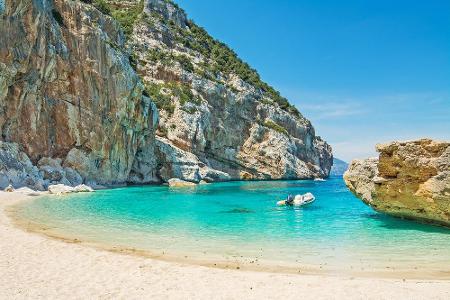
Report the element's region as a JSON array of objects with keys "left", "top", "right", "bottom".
[
  {"left": 0, "top": 0, "right": 158, "bottom": 185},
  {"left": 344, "top": 139, "right": 450, "bottom": 226},
  {"left": 1, "top": 0, "right": 332, "bottom": 185}
]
